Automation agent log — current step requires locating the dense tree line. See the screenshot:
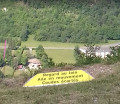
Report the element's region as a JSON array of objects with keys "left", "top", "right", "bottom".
[{"left": 0, "top": 0, "right": 120, "bottom": 43}]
